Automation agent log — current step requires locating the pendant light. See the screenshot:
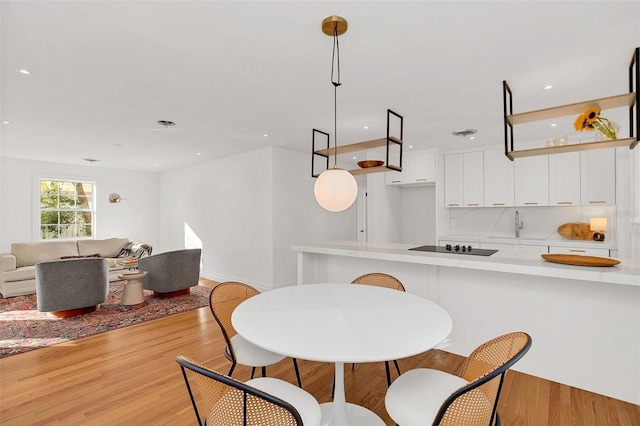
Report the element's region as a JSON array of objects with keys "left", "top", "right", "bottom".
[{"left": 313, "top": 15, "right": 358, "bottom": 213}]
